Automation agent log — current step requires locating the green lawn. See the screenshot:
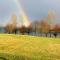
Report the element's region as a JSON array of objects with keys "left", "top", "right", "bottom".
[{"left": 0, "top": 34, "right": 60, "bottom": 60}]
